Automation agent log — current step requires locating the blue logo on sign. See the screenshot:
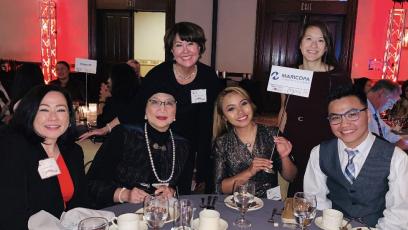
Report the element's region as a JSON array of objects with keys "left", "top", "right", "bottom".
[{"left": 270, "top": 71, "right": 279, "bottom": 80}]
